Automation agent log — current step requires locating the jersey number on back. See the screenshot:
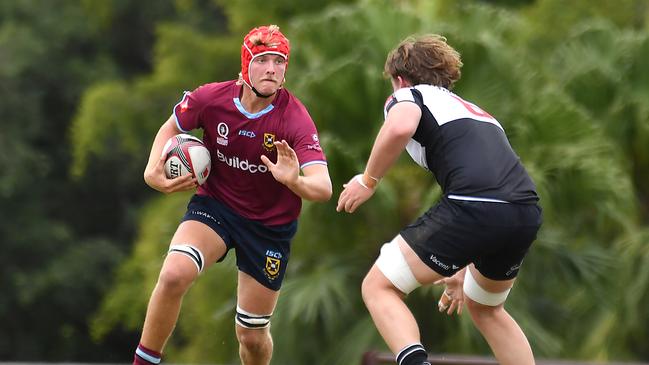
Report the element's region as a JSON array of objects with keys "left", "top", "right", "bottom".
[{"left": 450, "top": 95, "right": 494, "bottom": 120}]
